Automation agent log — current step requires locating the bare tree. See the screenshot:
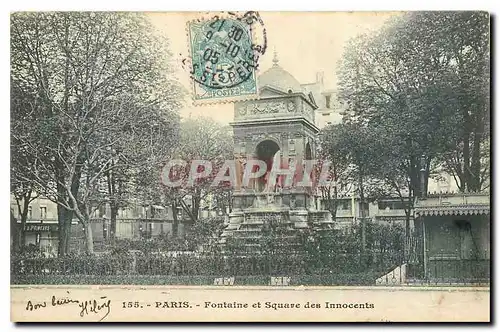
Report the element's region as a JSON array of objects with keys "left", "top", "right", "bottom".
[{"left": 11, "top": 12, "right": 183, "bottom": 254}]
